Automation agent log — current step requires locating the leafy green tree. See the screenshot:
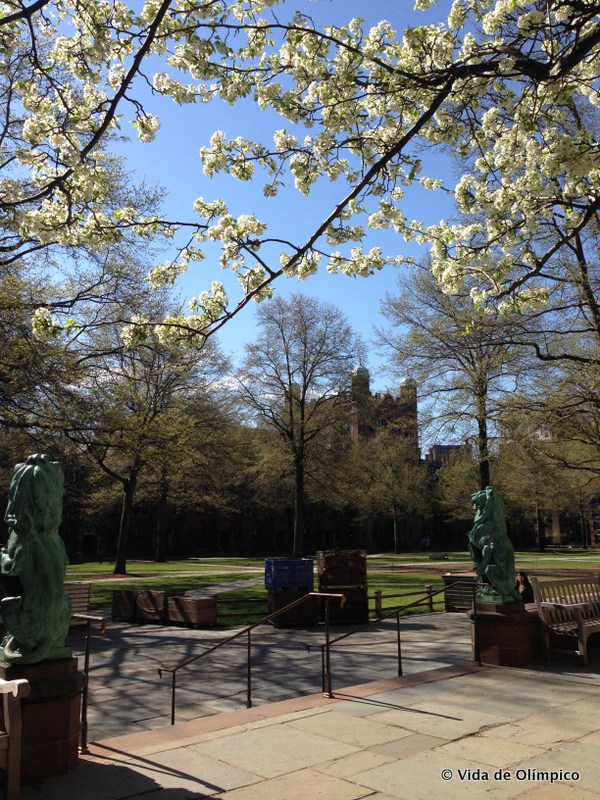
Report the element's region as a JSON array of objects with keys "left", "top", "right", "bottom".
[
  {"left": 63, "top": 301, "right": 229, "bottom": 574},
  {"left": 434, "top": 449, "right": 480, "bottom": 523},
  {"left": 495, "top": 398, "right": 600, "bottom": 545},
  {"left": 503, "top": 243, "right": 600, "bottom": 466},
  {"left": 377, "top": 267, "right": 531, "bottom": 490},
  {"left": 138, "top": 396, "right": 245, "bottom": 561},
  {"left": 244, "top": 407, "right": 356, "bottom": 551},
  {"left": 238, "top": 293, "right": 361, "bottom": 557},
  {"left": 351, "top": 425, "right": 431, "bottom": 553},
  {"left": 0, "top": 269, "right": 72, "bottom": 429}
]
